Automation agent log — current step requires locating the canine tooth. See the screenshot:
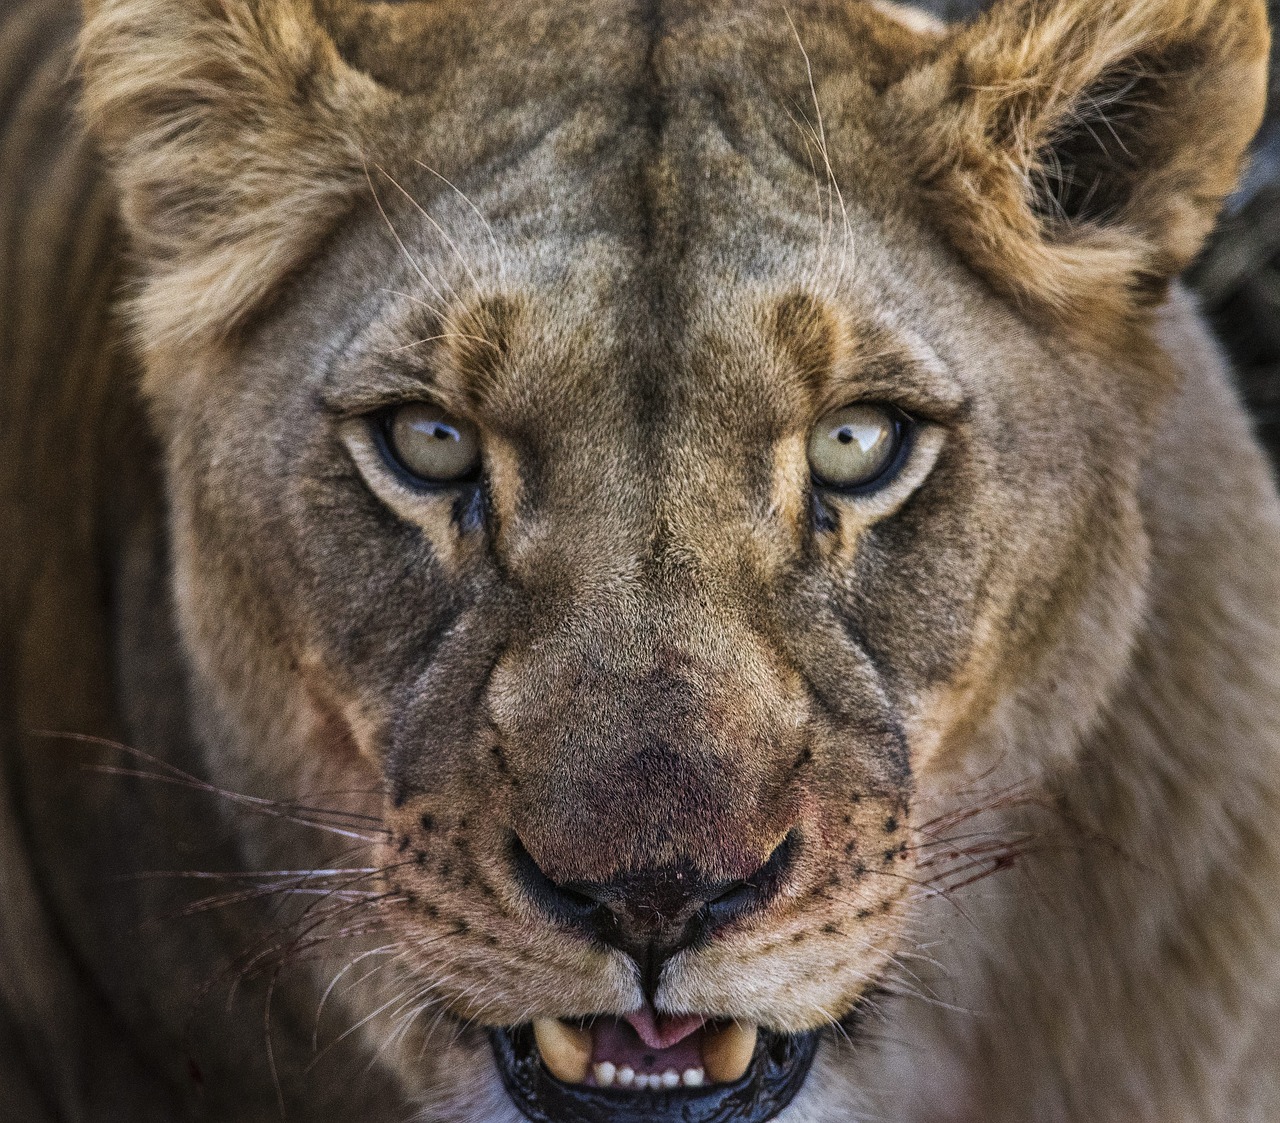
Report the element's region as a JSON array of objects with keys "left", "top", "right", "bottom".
[
  {"left": 532, "top": 1018, "right": 592, "bottom": 1084},
  {"left": 661, "top": 1069, "right": 681, "bottom": 1089},
  {"left": 594, "top": 1062, "right": 616, "bottom": 1087},
  {"left": 617, "top": 1066, "right": 635, "bottom": 1088},
  {"left": 703, "top": 1022, "right": 758, "bottom": 1083},
  {"left": 682, "top": 1068, "right": 705, "bottom": 1087}
]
